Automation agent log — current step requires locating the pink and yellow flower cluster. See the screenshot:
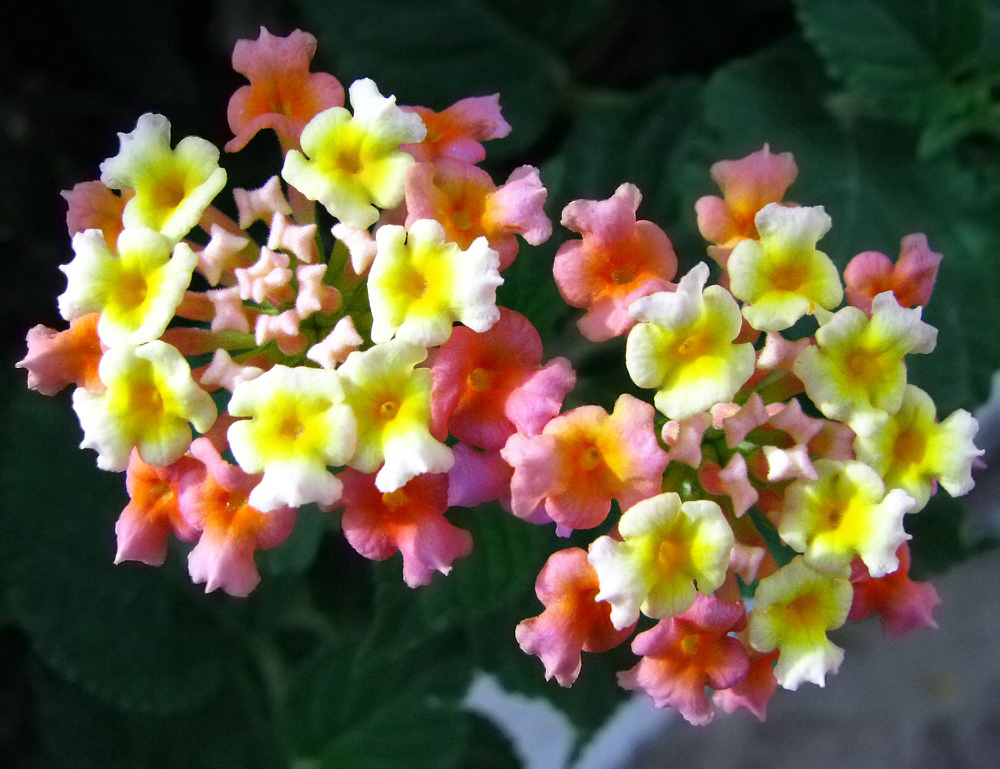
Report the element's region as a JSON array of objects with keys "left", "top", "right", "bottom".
[{"left": 17, "top": 29, "right": 982, "bottom": 725}]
